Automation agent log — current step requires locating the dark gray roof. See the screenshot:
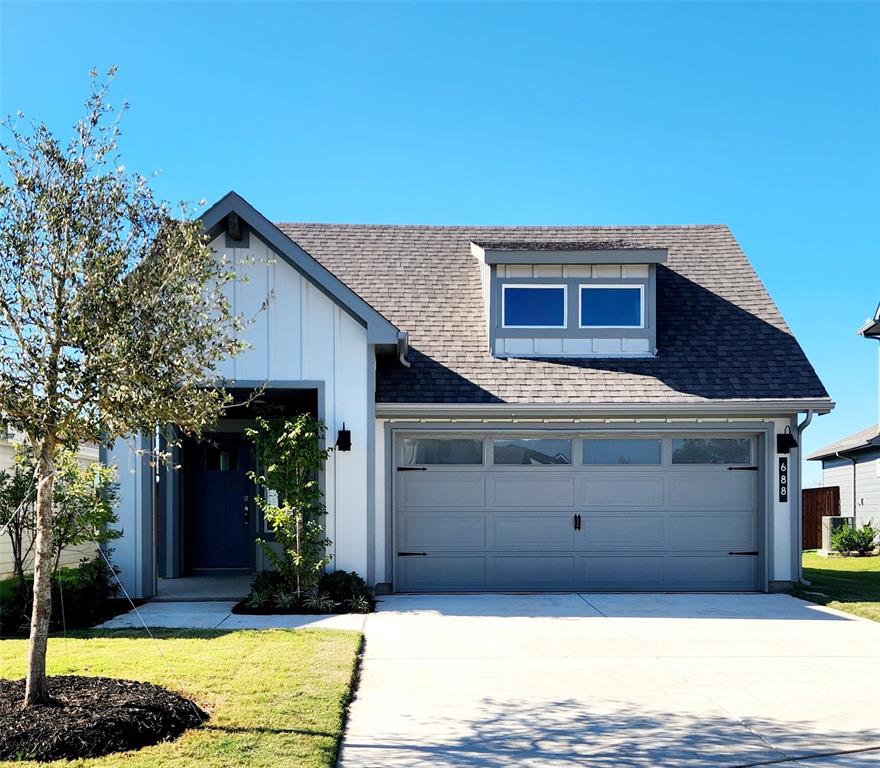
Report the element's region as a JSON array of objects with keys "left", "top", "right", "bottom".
[
  {"left": 276, "top": 222, "right": 830, "bottom": 406},
  {"left": 808, "top": 424, "right": 880, "bottom": 461}
]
